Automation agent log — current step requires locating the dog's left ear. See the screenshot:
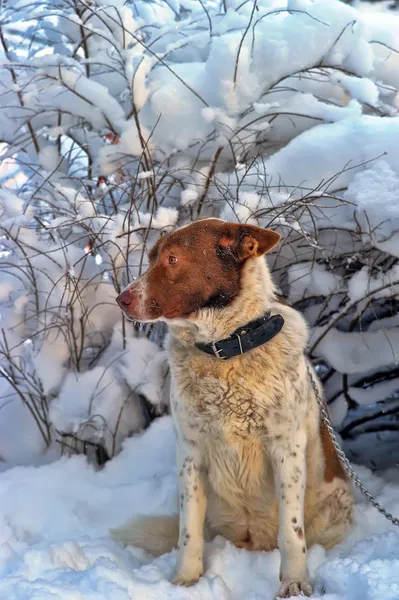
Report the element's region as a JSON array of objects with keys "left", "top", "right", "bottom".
[{"left": 222, "top": 224, "right": 281, "bottom": 261}]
